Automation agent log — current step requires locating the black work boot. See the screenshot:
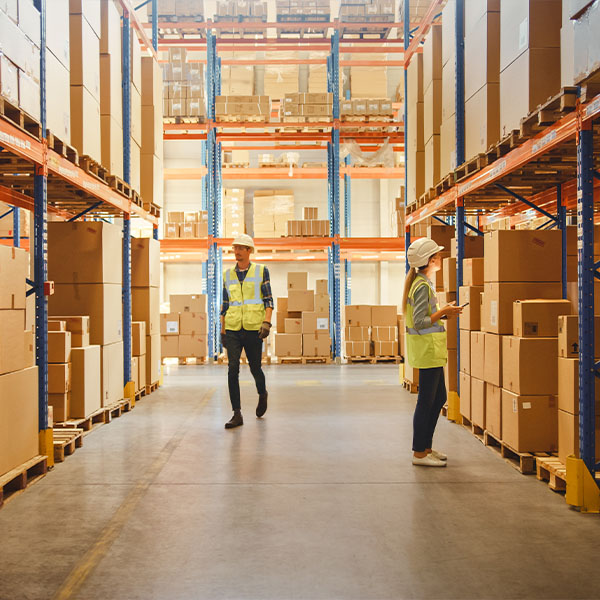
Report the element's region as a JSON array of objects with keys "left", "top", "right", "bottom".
[
  {"left": 256, "top": 392, "right": 268, "bottom": 418},
  {"left": 225, "top": 411, "right": 243, "bottom": 429}
]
